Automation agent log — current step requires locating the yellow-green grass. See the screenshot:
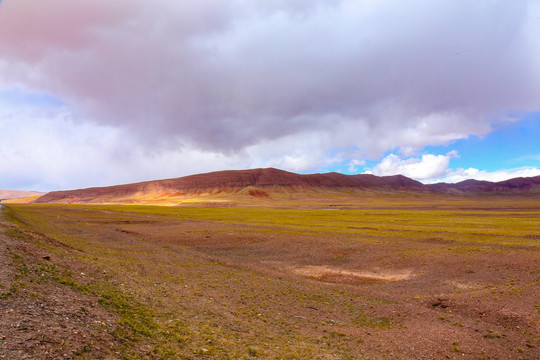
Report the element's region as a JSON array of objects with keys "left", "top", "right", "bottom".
[
  {"left": 3, "top": 204, "right": 395, "bottom": 359},
  {"left": 20, "top": 202, "right": 539, "bottom": 247},
  {"left": 2, "top": 200, "right": 539, "bottom": 359}
]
